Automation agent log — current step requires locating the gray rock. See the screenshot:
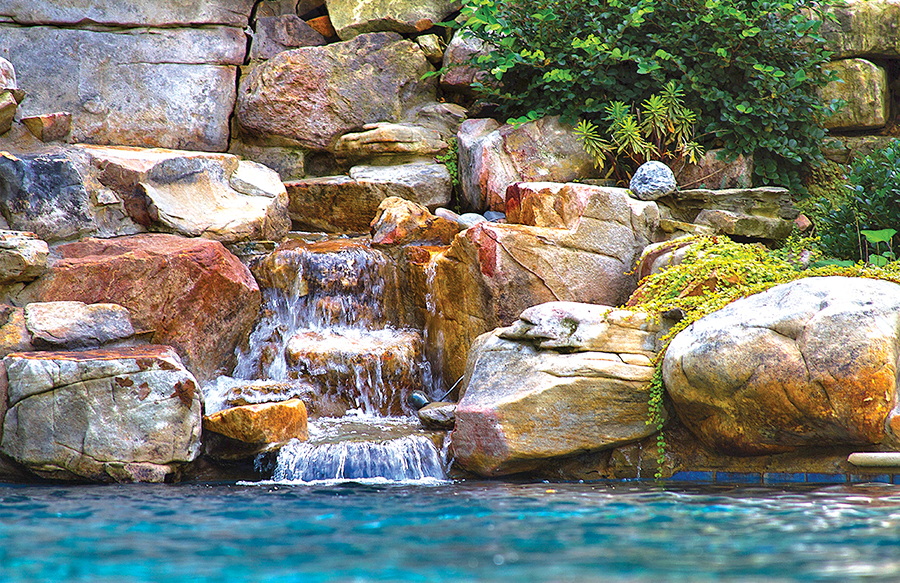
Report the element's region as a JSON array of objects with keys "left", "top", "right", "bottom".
[
  {"left": 24, "top": 301, "right": 135, "bottom": 350},
  {"left": 0, "top": 26, "right": 241, "bottom": 151},
  {"left": 228, "top": 142, "right": 306, "bottom": 182},
  {"left": 441, "top": 30, "right": 491, "bottom": 96},
  {"left": 236, "top": 32, "right": 437, "bottom": 152},
  {"left": 451, "top": 304, "right": 661, "bottom": 476},
  {"left": 0, "top": 0, "right": 255, "bottom": 26},
  {"left": 1, "top": 345, "right": 202, "bottom": 482},
  {"left": 418, "top": 402, "right": 455, "bottom": 430},
  {"left": 250, "top": 14, "right": 326, "bottom": 60},
  {"left": 351, "top": 164, "right": 452, "bottom": 210},
  {"left": 663, "top": 276, "right": 900, "bottom": 455},
  {"left": 0, "top": 230, "right": 48, "bottom": 284},
  {"left": 484, "top": 211, "right": 506, "bottom": 222},
  {"left": 458, "top": 213, "right": 487, "bottom": 228},
  {"left": 629, "top": 161, "right": 677, "bottom": 201}
]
